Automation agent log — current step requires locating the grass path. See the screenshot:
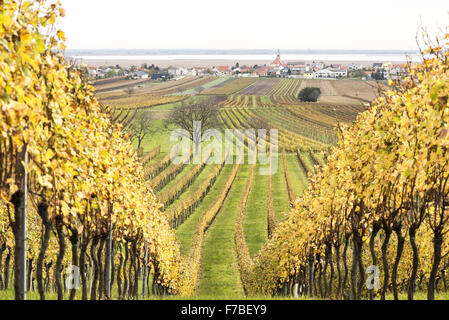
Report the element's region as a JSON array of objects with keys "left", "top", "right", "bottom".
[
  {"left": 175, "top": 164, "right": 233, "bottom": 255},
  {"left": 299, "top": 151, "right": 315, "bottom": 173},
  {"left": 145, "top": 151, "right": 166, "bottom": 166},
  {"left": 285, "top": 153, "right": 307, "bottom": 197},
  {"left": 133, "top": 119, "right": 174, "bottom": 153},
  {"left": 197, "top": 164, "right": 251, "bottom": 297},
  {"left": 244, "top": 164, "right": 268, "bottom": 257},
  {"left": 270, "top": 155, "right": 291, "bottom": 221},
  {"left": 157, "top": 163, "right": 194, "bottom": 195}
]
